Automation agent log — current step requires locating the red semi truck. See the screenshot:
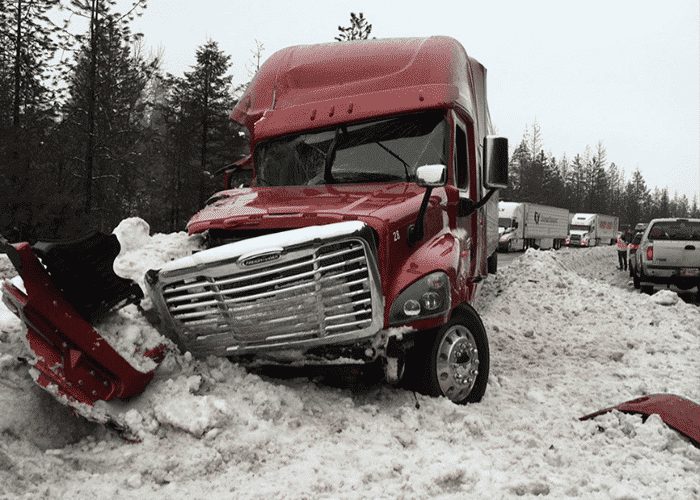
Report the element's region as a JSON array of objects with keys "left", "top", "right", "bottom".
[{"left": 2, "top": 36, "right": 507, "bottom": 407}]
